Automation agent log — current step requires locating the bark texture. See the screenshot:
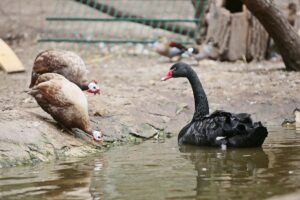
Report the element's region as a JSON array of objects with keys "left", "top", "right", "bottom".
[
  {"left": 246, "top": 10, "right": 269, "bottom": 61},
  {"left": 242, "top": 0, "right": 300, "bottom": 71},
  {"left": 204, "top": 3, "right": 268, "bottom": 61}
]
